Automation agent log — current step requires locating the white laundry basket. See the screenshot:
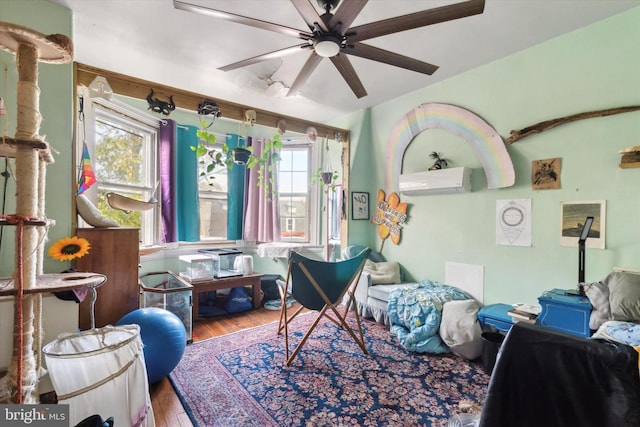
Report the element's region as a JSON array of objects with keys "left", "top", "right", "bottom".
[{"left": 43, "top": 325, "right": 155, "bottom": 427}]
